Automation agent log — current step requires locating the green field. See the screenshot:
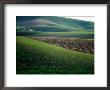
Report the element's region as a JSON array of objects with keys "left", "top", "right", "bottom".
[
  {"left": 16, "top": 36, "right": 94, "bottom": 74},
  {"left": 37, "top": 31, "right": 94, "bottom": 38},
  {"left": 17, "top": 31, "right": 94, "bottom": 39},
  {"left": 16, "top": 16, "right": 94, "bottom": 74}
]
